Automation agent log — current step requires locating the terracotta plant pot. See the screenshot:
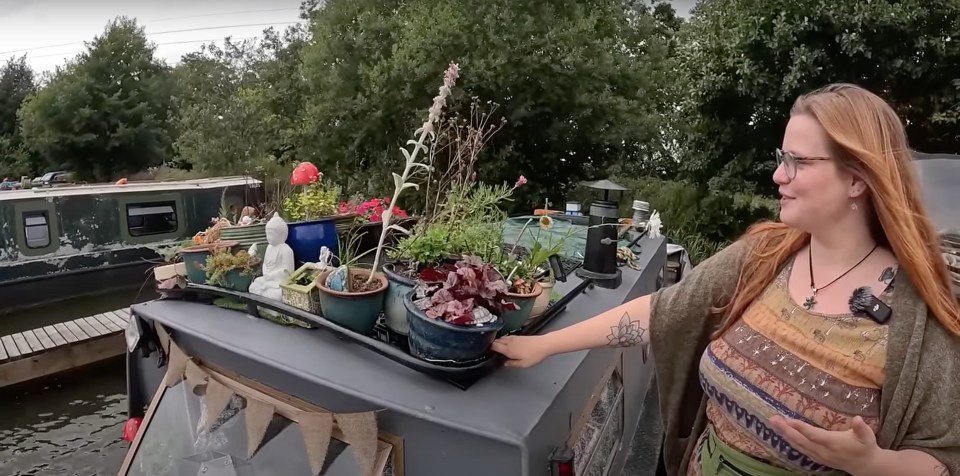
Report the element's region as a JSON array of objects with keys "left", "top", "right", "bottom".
[
  {"left": 500, "top": 282, "right": 543, "bottom": 334},
  {"left": 315, "top": 267, "right": 387, "bottom": 334}
]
